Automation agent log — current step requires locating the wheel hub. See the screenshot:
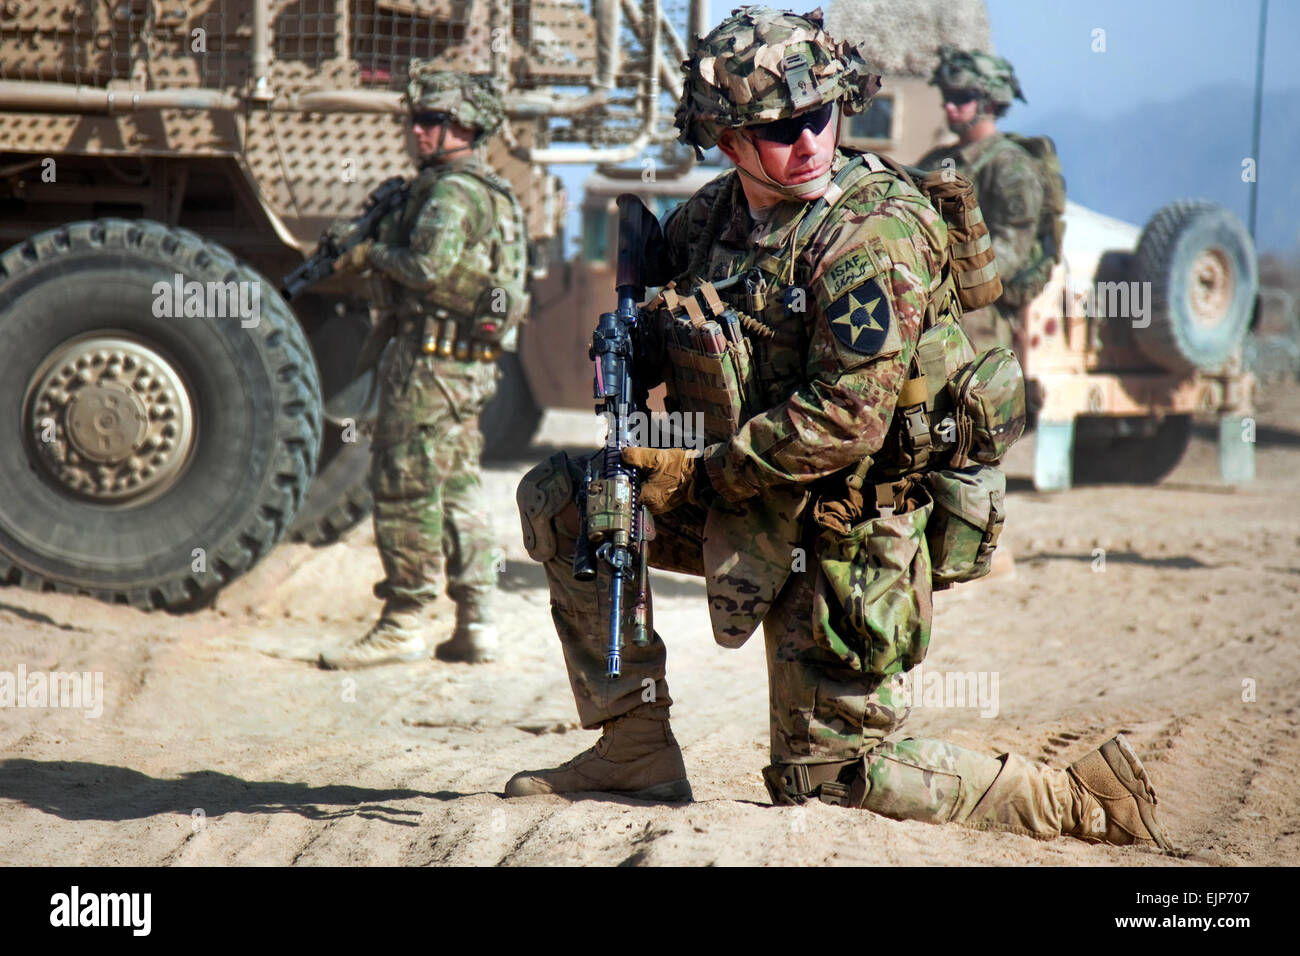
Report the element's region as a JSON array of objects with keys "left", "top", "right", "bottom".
[
  {"left": 65, "top": 381, "right": 149, "bottom": 462},
  {"left": 25, "top": 335, "right": 196, "bottom": 503},
  {"left": 1188, "top": 247, "right": 1233, "bottom": 327}
]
